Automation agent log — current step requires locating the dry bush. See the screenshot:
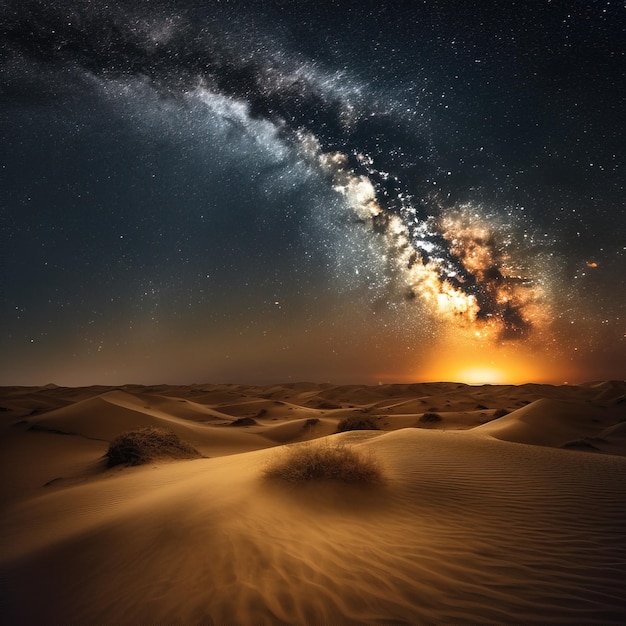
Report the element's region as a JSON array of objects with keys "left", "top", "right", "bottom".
[
  {"left": 337, "top": 415, "right": 379, "bottom": 432},
  {"left": 493, "top": 408, "right": 509, "bottom": 418},
  {"left": 105, "top": 427, "right": 201, "bottom": 467},
  {"left": 264, "top": 441, "right": 383, "bottom": 484},
  {"left": 419, "top": 412, "right": 442, "bottom": 423},
  {"left": 318, "top": 401, "right": 341, "bottom": 410},
  {"left": 229, "top": 417, "right": 258, "bottom": 427}
]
